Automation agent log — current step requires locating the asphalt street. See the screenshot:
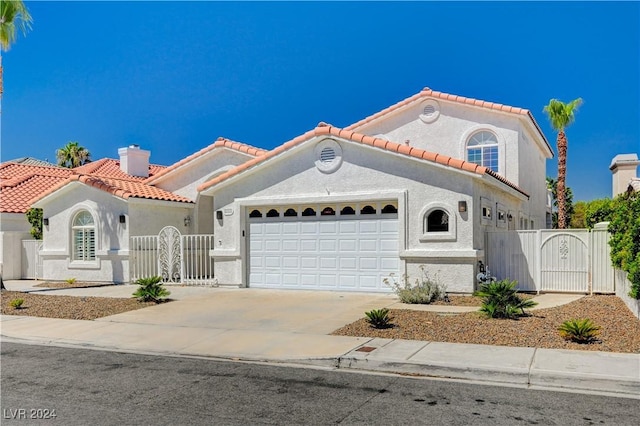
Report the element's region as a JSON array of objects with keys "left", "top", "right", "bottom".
[{"left": 1, "top": 342, "right": 637, "bottom": 426}]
